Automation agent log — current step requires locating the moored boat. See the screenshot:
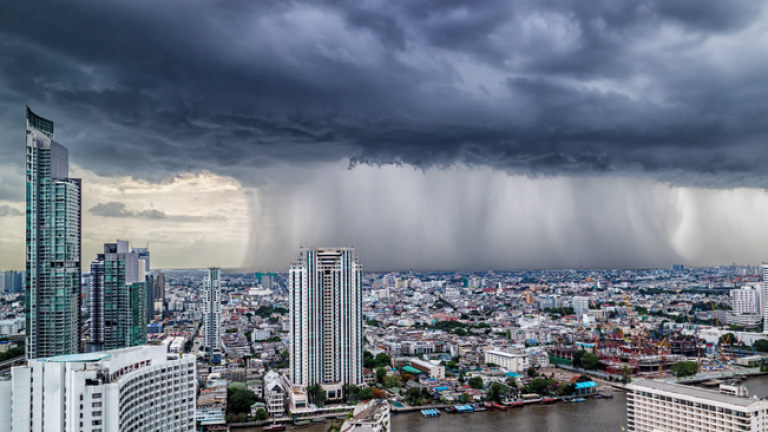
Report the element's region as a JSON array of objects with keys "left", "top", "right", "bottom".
[
  {"left": 263, "top": 423, "right": 286, "bottom": 432},
  {"left": 293, "top": 419, "right": 311, "bottom": 428},
  {"left": 540, "top": 397, "right": 556, "bottom": 405},
  {"left": 492, "top": 402, "right": 508, "bottom": 411}
]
